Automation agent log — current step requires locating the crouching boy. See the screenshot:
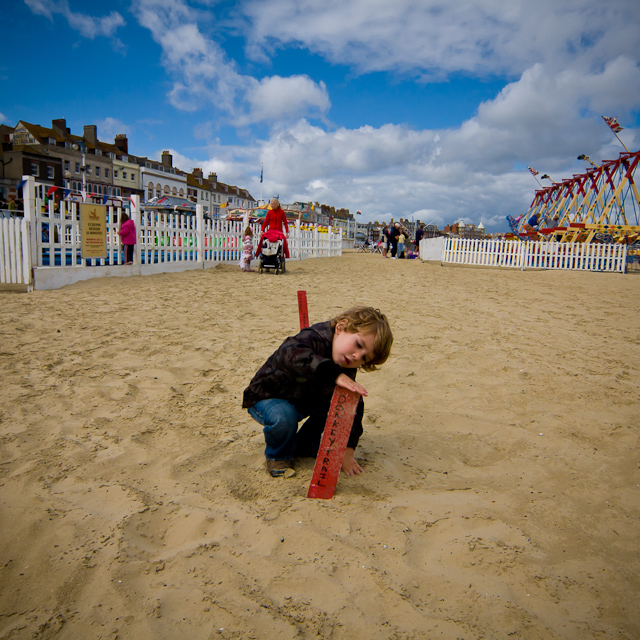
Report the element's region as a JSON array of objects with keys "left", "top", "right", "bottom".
[{"left": 242, "top": 306, "right": 393, "bottom": 477}]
